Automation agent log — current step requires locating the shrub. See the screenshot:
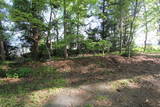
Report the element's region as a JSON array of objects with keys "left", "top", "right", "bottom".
[
  {"left": 122, "top": 42, "right": 137, "bottom": 57},
  {"left": 121, "top": 50, "right": 137, "bottom": 57},
  {"left": 0, "top": 69, "right": 6, "bottom": 77},
  {"left": 83, "top": 40, "right": 112, "bottom": 55}
]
